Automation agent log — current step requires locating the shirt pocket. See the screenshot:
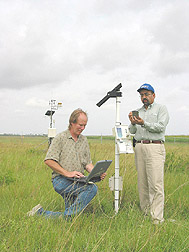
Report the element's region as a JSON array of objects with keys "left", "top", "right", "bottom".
[
  {"left": 79, "top": 152, "right": 89, "bottom": 167},
  {"left": 147, "top": 113, "right": 158, "bottom": 123}
]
